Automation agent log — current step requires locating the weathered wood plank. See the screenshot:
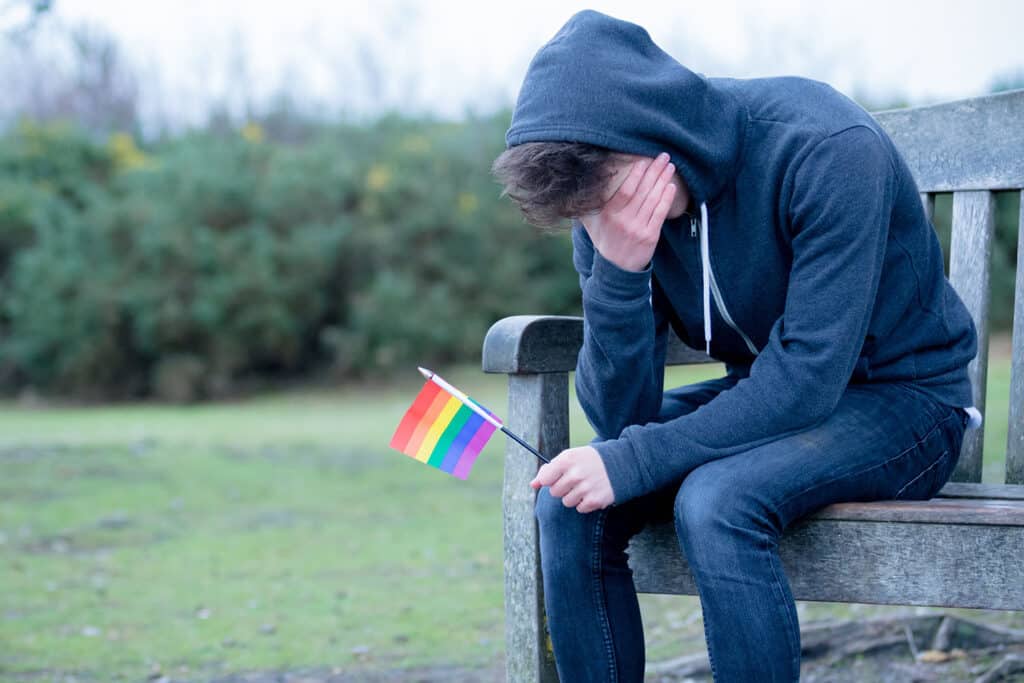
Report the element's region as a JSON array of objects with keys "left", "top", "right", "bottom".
[
  {"left": 948, "top": 190, "right": 995, "bottom": 482},
  {"left": 628, "top": 518, "right": 1024, "bottom": 610},
  {"left": 503, "top": 373, "right": 566, "bottom": 683},
  {"left": 804, "top": 497, "right": 1024, "bottom": 525},
  {"left": 483, "top": 315, "right": 582, "bottom": 375},
  {"left": 1008, "top": 191, "right": 1024, "bottom": 485},
  {"left": 873, "top": 89, "right": 1024, "bottom": 192},
  {"left": 936, "top": 481, "right": 1024, "bottom": 500}
]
